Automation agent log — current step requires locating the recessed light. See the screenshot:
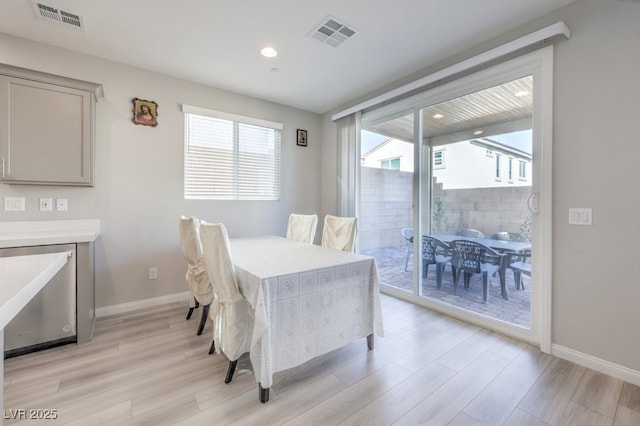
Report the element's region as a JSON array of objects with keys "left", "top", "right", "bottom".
[
  {"left": 261, "top": 47, "right": 278, "bottom": 58},
  {"left": 515, "top": 90, "right": 529, "bottom": 97},
  {"left": 432, "top": 113, "right": 444, "bottom": 119},
  {"left": 473, "top": 130, "right": 484, "bottom": 135}
]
